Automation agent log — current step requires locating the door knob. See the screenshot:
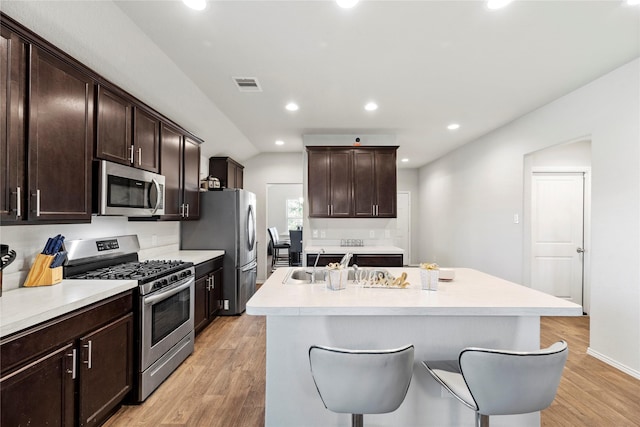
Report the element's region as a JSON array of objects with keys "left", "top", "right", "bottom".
[{"left": 576, "top": 247, "right": 585, "bottom": 253}]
